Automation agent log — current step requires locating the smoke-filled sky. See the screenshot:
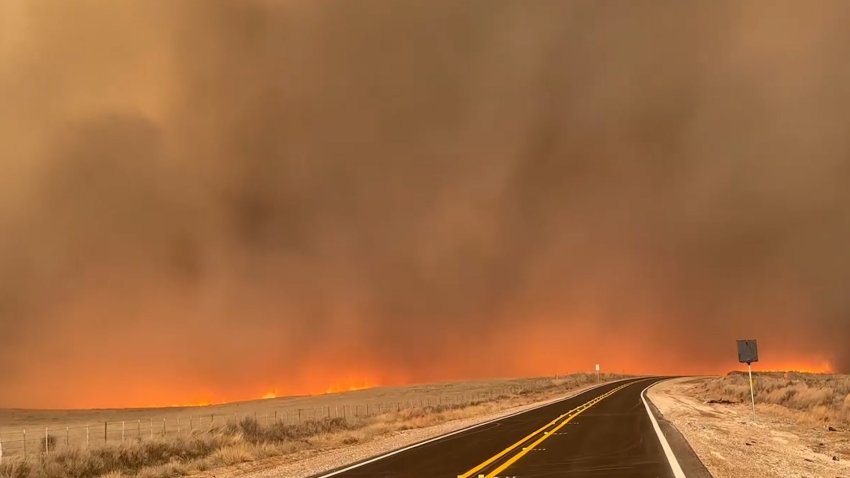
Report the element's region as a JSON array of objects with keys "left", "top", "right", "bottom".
[{"left": 1, "top": 0, "right": 849, "bottom": 408}]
